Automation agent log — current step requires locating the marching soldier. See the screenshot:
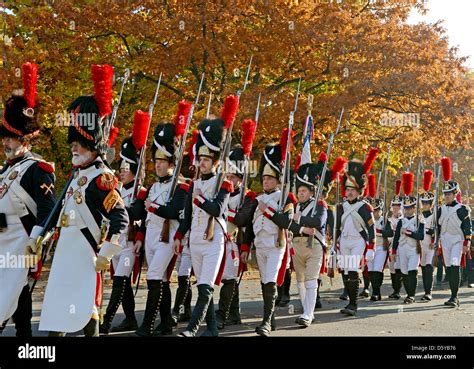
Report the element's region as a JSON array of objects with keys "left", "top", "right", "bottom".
[
  {"left": 391, "top": 171, "right": 424, "bottom": 304},
  {"left": 240, "top": 129, "right": 295, "bottom": 336},
  {"left": 39, "top": 65, "right": 129, "bottom": 336},
  {"left": 0, "top": 63, "right": 56, "bottom": 338},
  {"left": 420, "top": 169, "right": 435, "bottom": 301},
  {"left": 289, "top": 153, "right": 345, "bottom": 327},
  {"left": 388, "top": 180, "right": 404, "bottom": 299},
  {"left": 134, "top": 101, "right": 191, "bottom": 337},
  {"left": 216, "top": 141, "right": 258, "bottom": 330},
  {"left": 173, "top": 115, "right": 234, "bottom": 337},
  {"left": 437, "top": 157, "right": 472, "bottom": 307},
  {"left": 366, "top": 174, "right": 393, "bottom": 301},
  {"left": 336, "top": 148, "right": 378, "bottom": 316},
  {"left": 99, "top": 111, "right": 150, "bottom": 335}
]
